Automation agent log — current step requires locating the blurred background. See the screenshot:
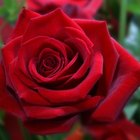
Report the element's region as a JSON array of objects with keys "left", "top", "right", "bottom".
[{"left": 0, "top": 0, "right": 140, "bottom": 139}]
